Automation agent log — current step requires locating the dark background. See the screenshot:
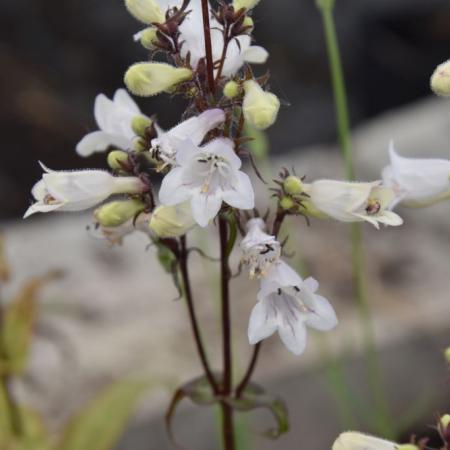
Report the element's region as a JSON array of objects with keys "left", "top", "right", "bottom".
[{"left": 1, "top": 0, "right": 450, "bottom": 219}]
